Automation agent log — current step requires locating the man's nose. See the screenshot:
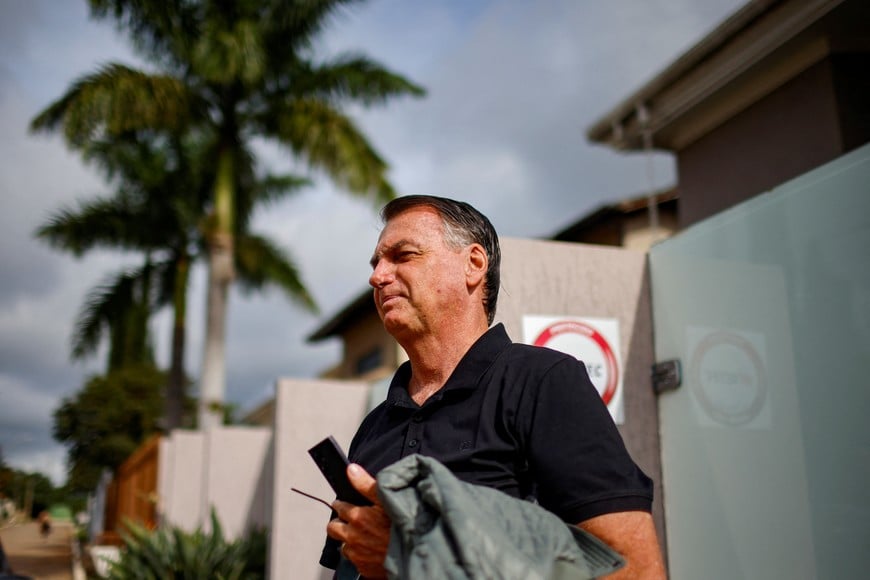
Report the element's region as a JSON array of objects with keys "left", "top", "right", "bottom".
[{"left": 369, "top": 260, "right": 393, "bottom": 288}]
